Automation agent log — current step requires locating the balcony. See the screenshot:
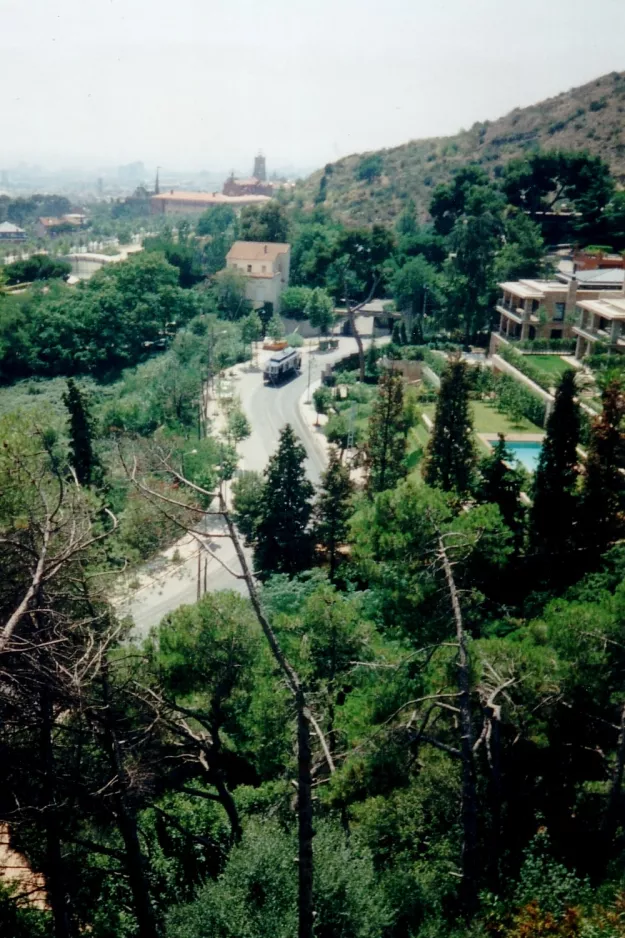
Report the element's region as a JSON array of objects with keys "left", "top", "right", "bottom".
[{"left": 573, "top": 323, "right": 625, "bottom": 348}]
